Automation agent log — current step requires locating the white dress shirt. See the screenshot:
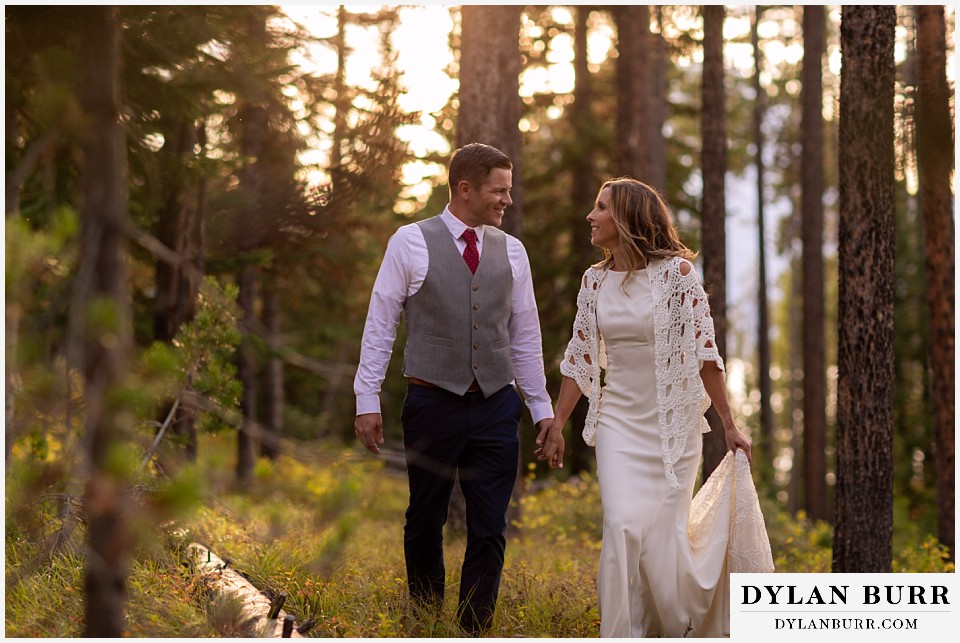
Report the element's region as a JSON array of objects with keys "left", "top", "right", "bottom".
[{"left": 354, "top": 206, "right": 554, "bottom": 425}]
